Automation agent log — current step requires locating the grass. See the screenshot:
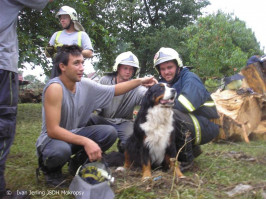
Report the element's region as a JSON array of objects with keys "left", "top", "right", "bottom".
[{"left": 4, "top": 103, "right": 266, "bottom": 199}]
